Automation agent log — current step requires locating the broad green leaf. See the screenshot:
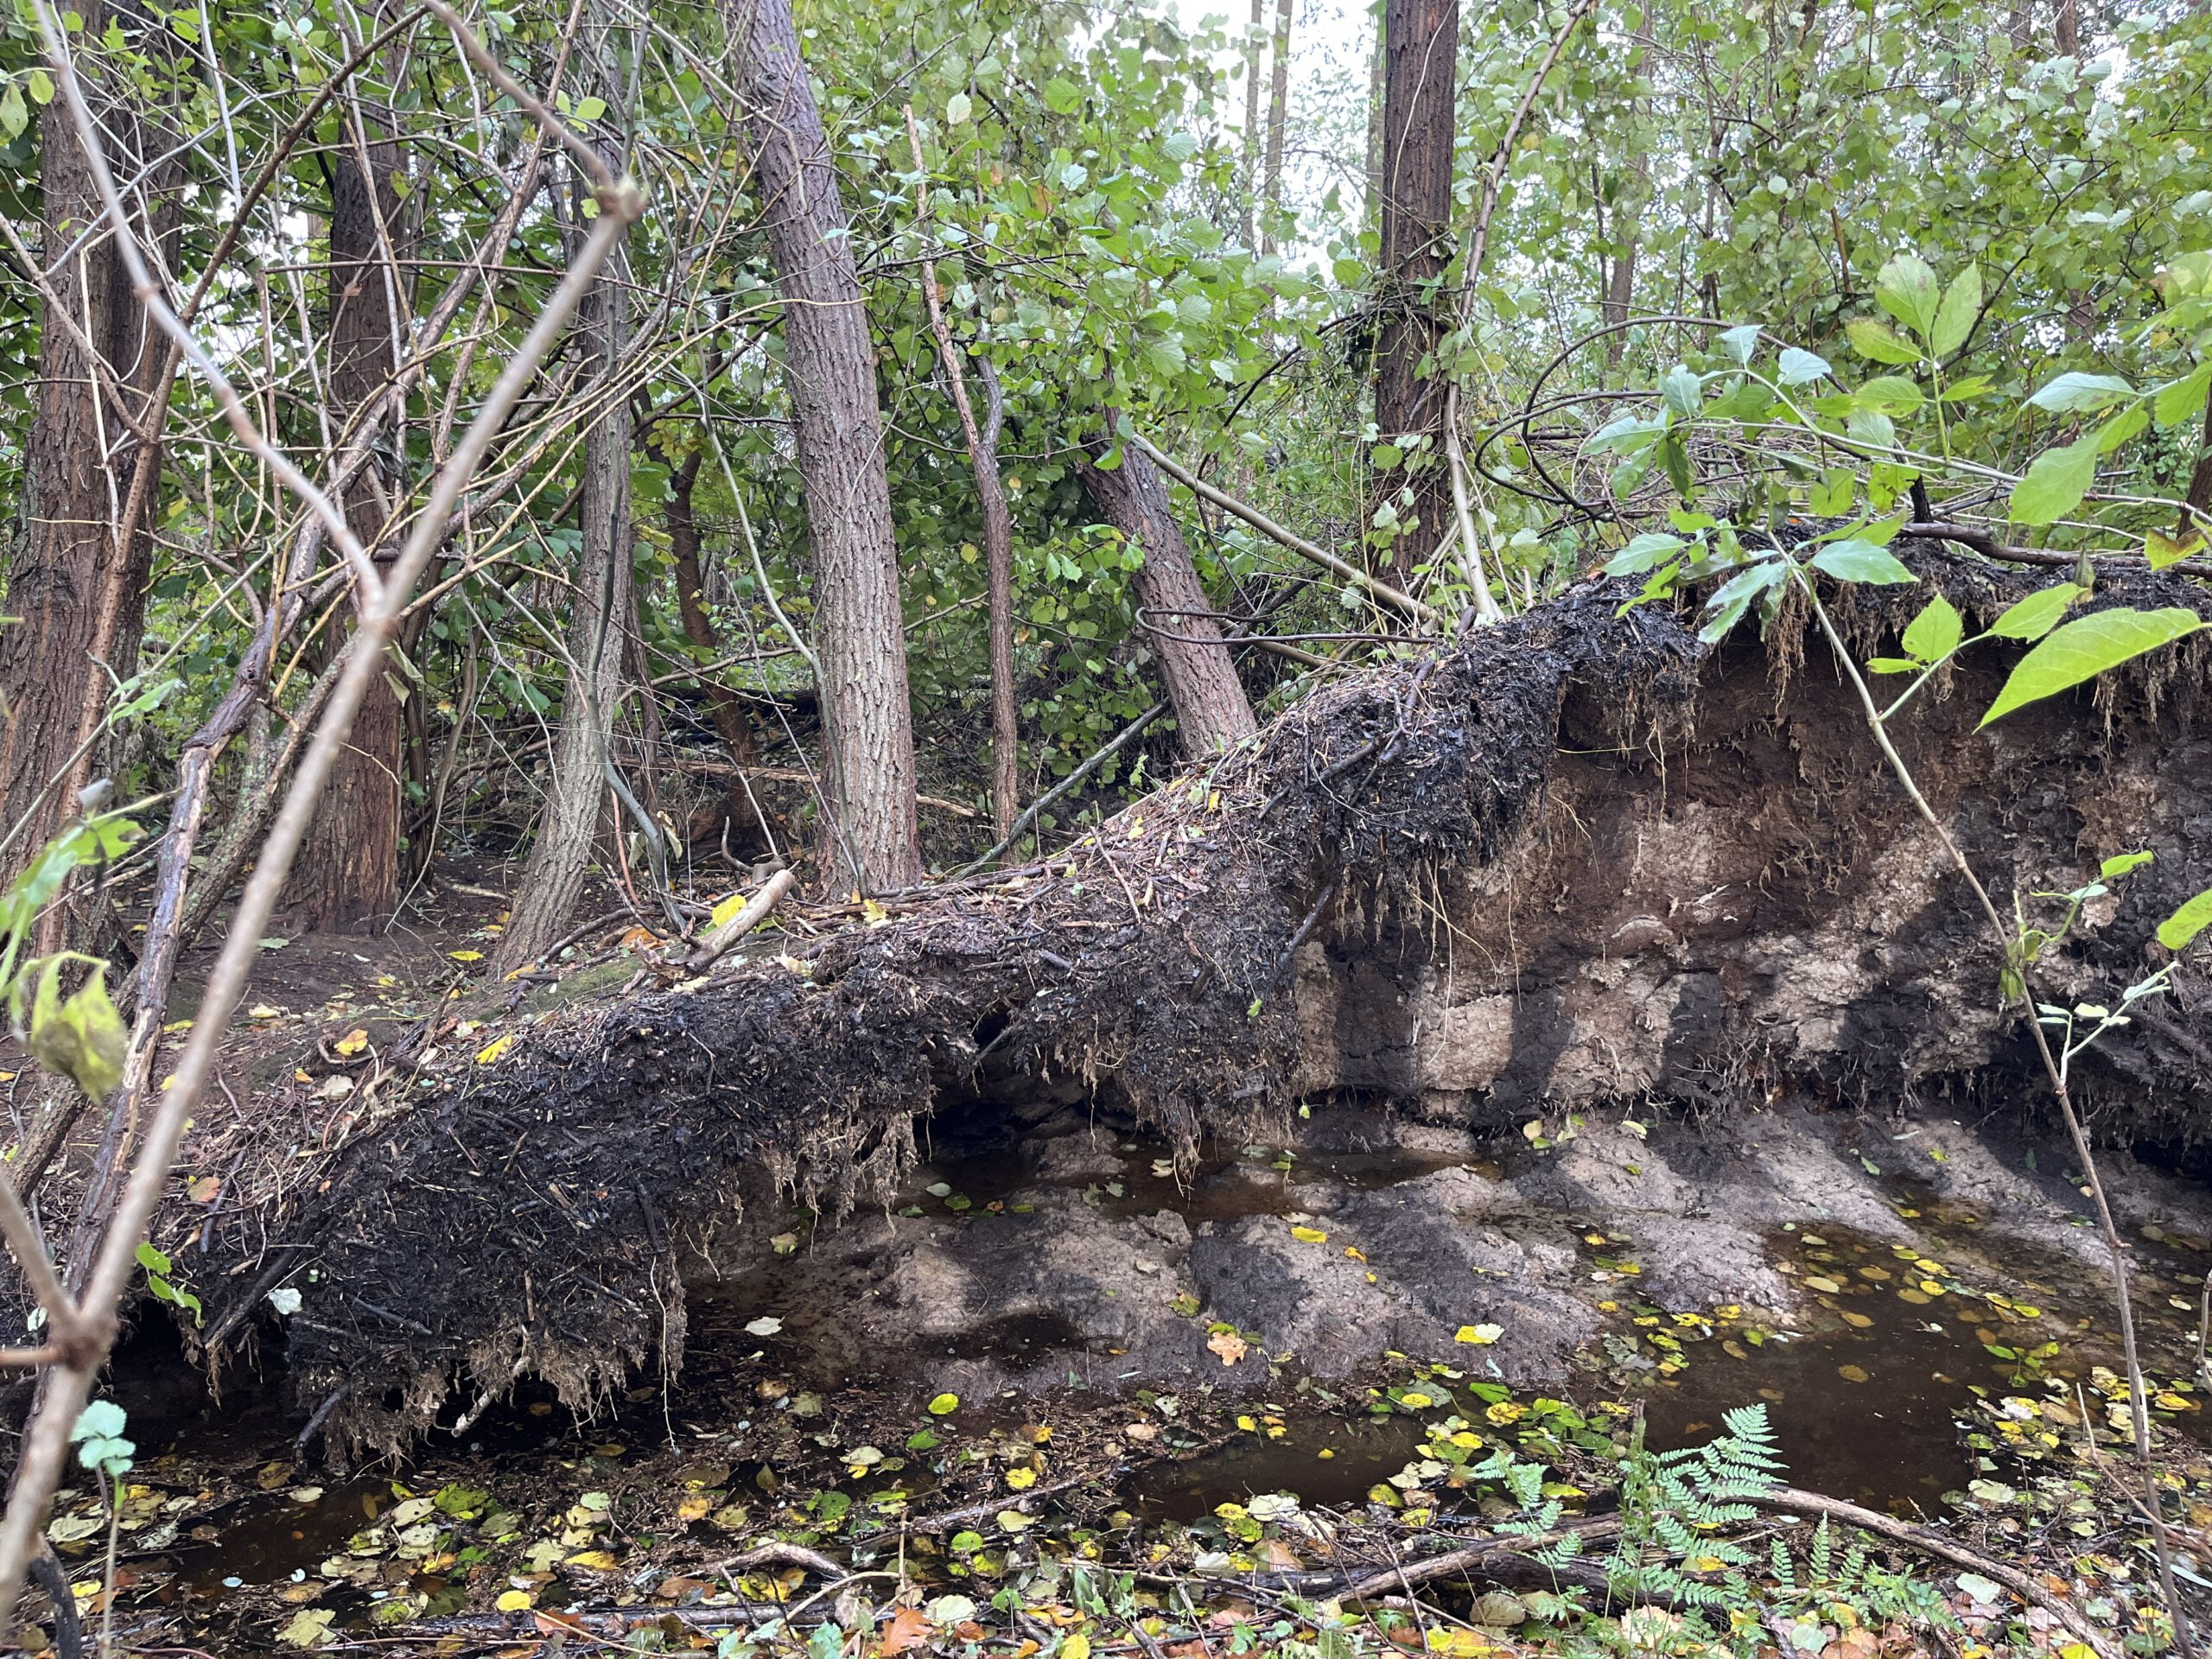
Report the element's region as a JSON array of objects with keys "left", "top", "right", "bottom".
[
  {"left": 0, "top": 85, "right": 23, "bottom": 141},
  {"left": 1809, "top": 468, "right": 1855, "bottom": 515},
  {"left": 945, "top": 92, "right": 972, "bottom": 124},
  {"left": 23, "top": 957, "right": 125, "bottom": 1099},
  {"left": 2008, "top": 438, "right": 2099, "bottom": 526},
  {"left": 2099, "top": 850, "right": 2152, "bottom": 880},
  {"left": 1777, "top": 346, "right": 1830, "bottom": 386},
  {"left": 1875, "top": 253, "right": 1941, "bottom": 339},
  {"left": 1698, "top": 561, "right": 1784, "bottom": 642},
  {"left": 2160, "top": 888, "right": 2212, "bottom": 951},
  {"left": 1811, "top": 542, "right": 1916, "bottom": 584},
  {"left": 70, "top": 1401, "right": 126, "bottom": 1442},
  {"left": 1856, "top": 375, "right": 1925, "bottom": 417},
  {"left": 570, "top": 94, "right": 606, "bottom": 124},
  {"left": 1866, "top": 657, "right": 1922, "bottom": 674},
  {"left": 1661, "top": 365, "right": 1703, "bottom": 417},
  {"left": 1658, "top": 432, "right": 1694, "bottom": 499},
  {"left": 2027, "top": 372, "right": 2135, "bottom": 414},
  {"left": 1042, "top": 77, "right": 1082, "bottom": 114},
  {"left": 2146, "top": 530, "right": 2203, "bottom": 570},
  {"left": 1980, "top": 607, "right": 2205, "bottom": 726},
  {"left": 1586, "top": 412, "right": 1665, "bottom": 454},
  {"left": 26, "top": 68, "right": 52, "bottom": 105},
  {"left": 2094, "top": 403, "right": 2149, "bottom": 454},
  {"left": 2153, "top": 361, "right": 2212, "bottom": 428},
  {"left": 1989, "top": 583, "right": 2081, "bottom": 640},
  {"left": 1846, "top": 318, "right": 1920, "bottom": 365},
  {"left": 1930, "top": 265, "right": 1981, "bottom": 358},
  {"left": 1718, "top": 324, "right": 1760, "bottom": 366},
  {"left": 1604, "top": 532, "right": 1684, "bottom": 576},
  {"left": 1902, "top": 594, "right": 1962, "bottom": 662}
]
